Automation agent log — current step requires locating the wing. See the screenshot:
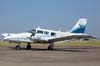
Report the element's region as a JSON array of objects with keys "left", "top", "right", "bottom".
[{"left": 48, "top": 34, "right": 96, "bottom": 42}]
